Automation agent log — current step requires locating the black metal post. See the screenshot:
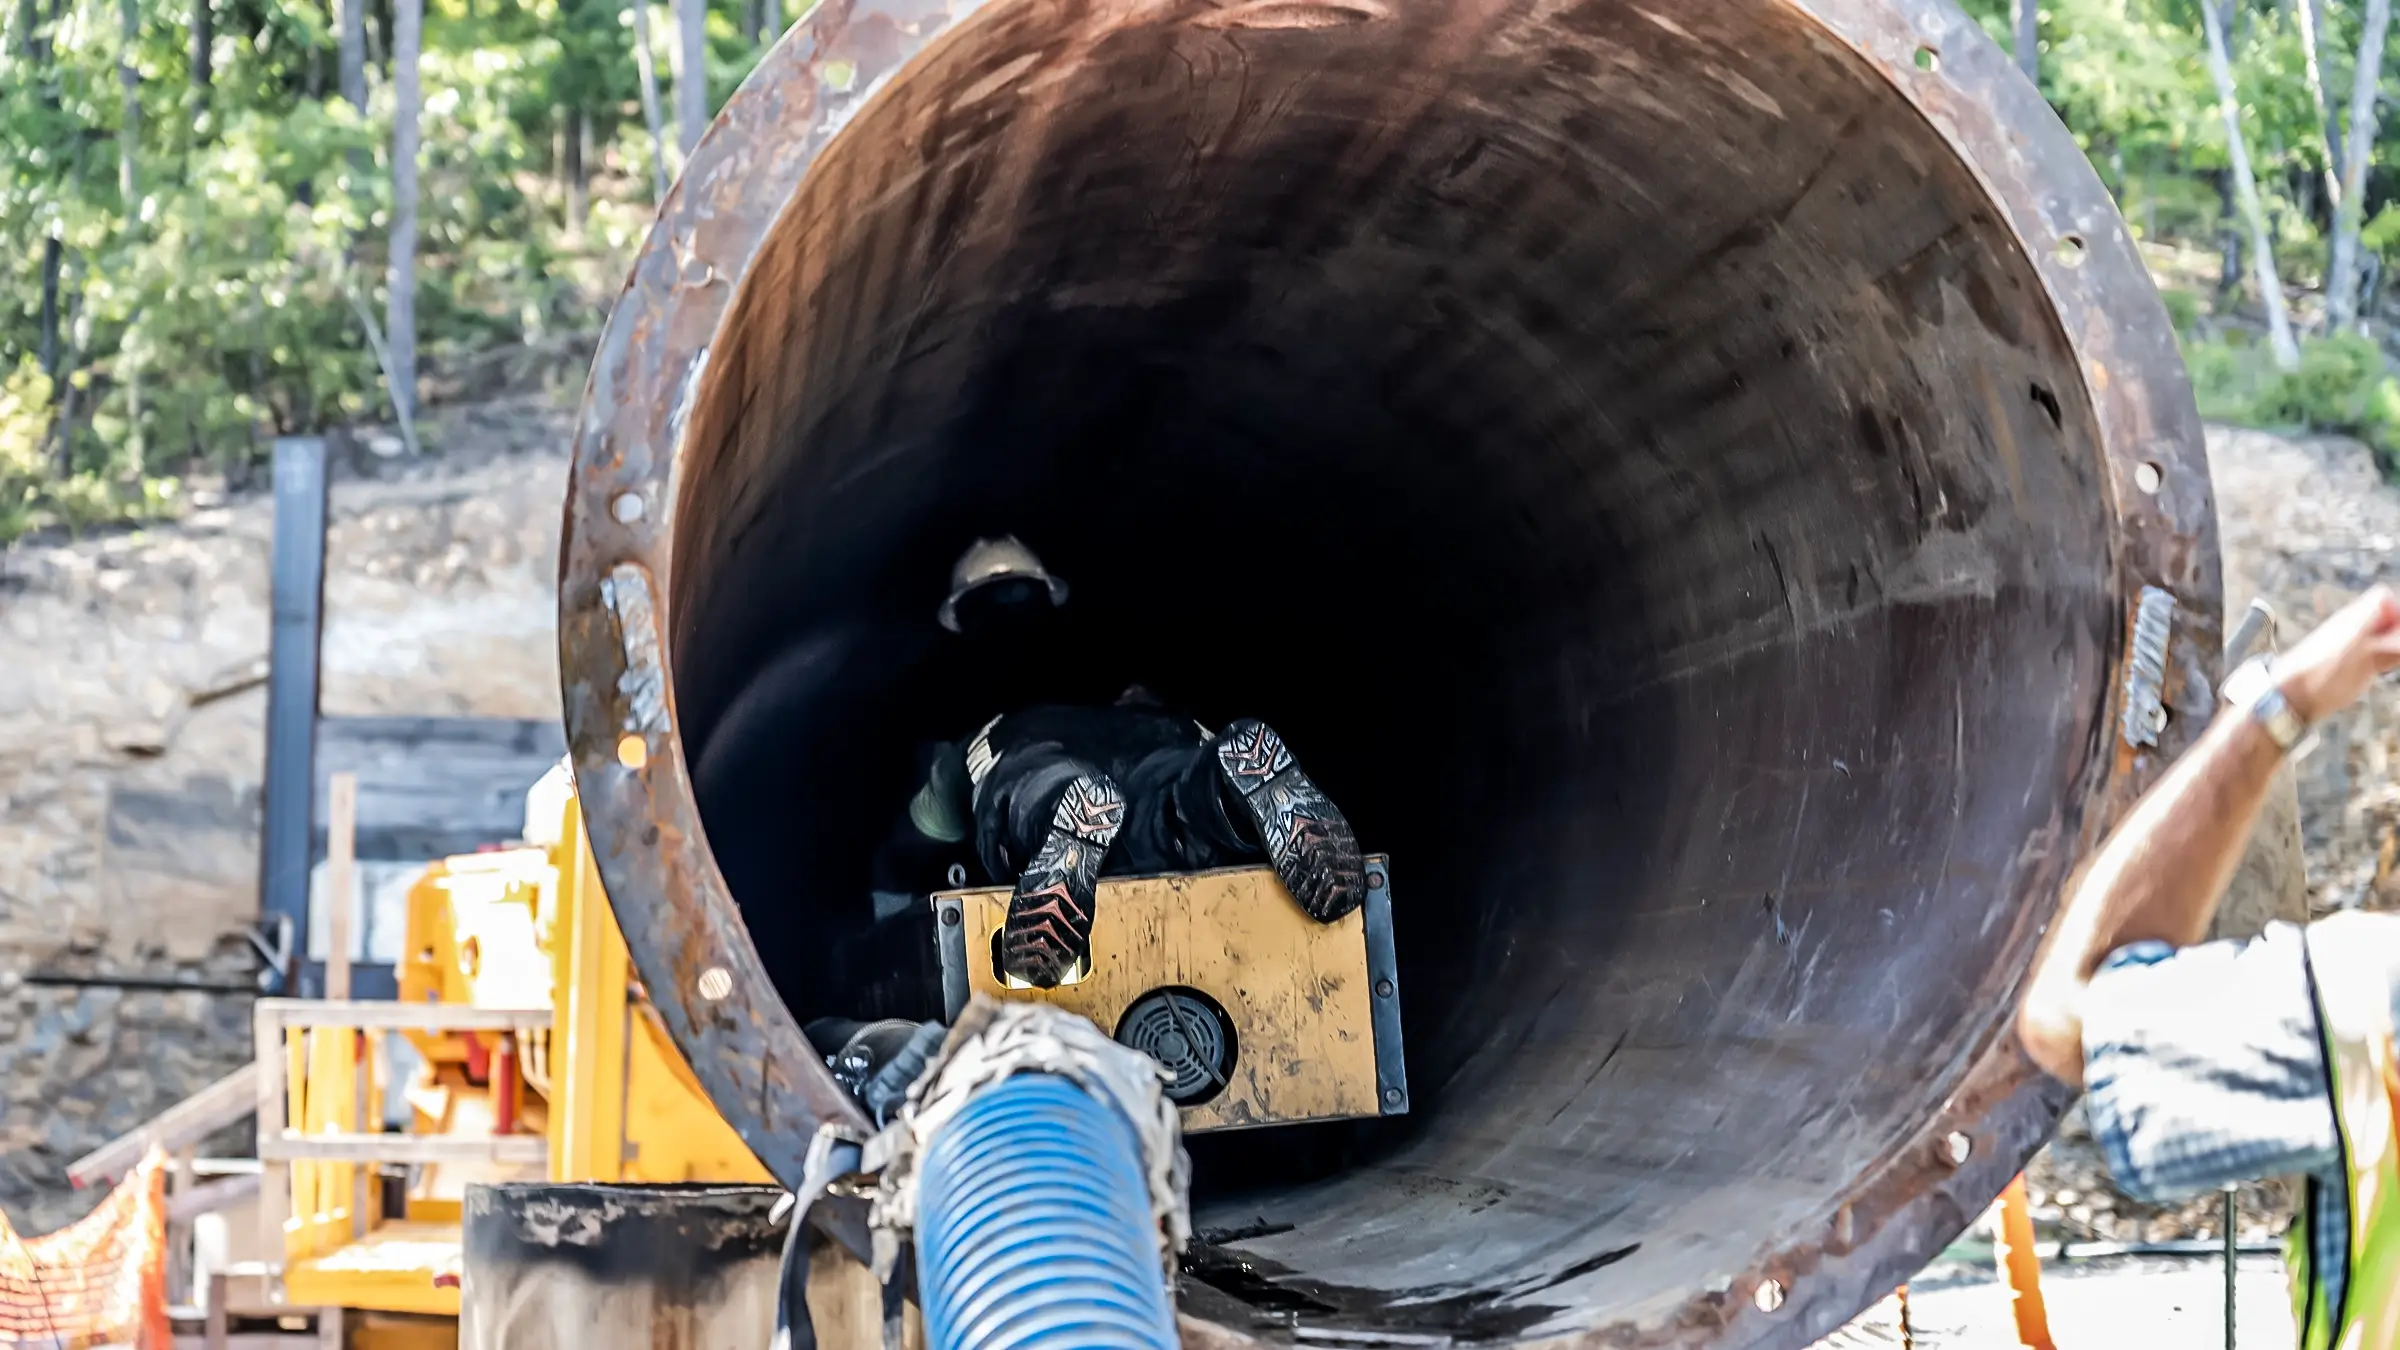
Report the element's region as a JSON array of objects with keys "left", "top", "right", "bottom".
[
  {"left": 257, "top": 436, "right": 329, "bottom": 996},
  {"left": 2224, "top": 1185, "right": 2239, "bottom": 1350}
]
